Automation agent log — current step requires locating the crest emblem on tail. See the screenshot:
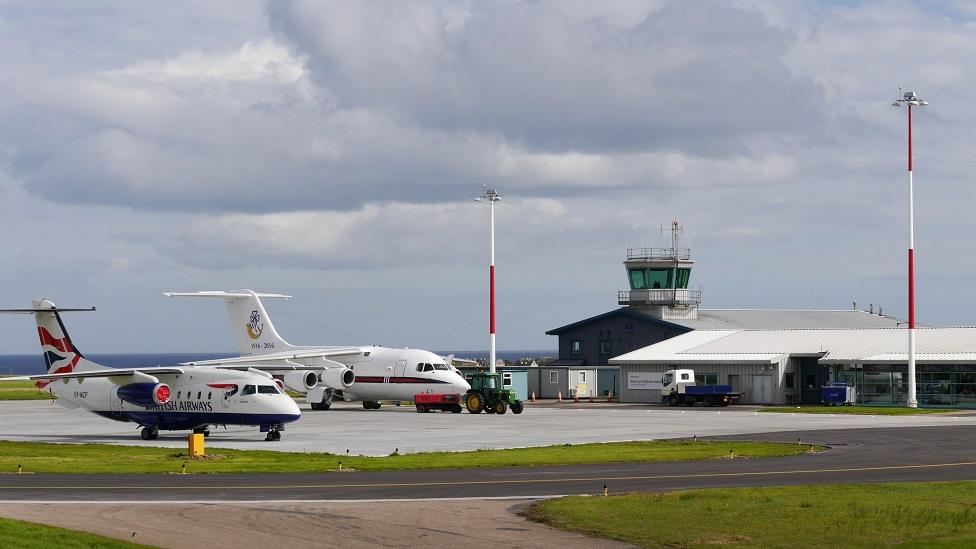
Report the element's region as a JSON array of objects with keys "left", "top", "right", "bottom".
[{"left": 246, "top": 310, "right": 264, "bottom": 340}]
